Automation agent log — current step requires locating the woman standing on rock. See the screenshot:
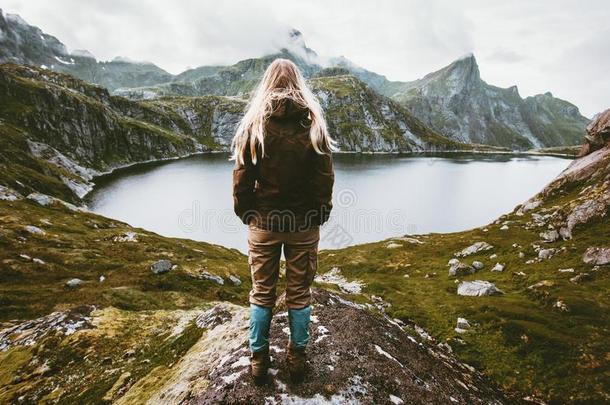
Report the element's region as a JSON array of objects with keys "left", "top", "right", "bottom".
[{"left": 232, "top": 58, "right": 335, "bottom": 385}]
